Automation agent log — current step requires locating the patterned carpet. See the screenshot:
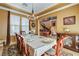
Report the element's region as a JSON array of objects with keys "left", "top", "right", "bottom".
[
  {"left": 2, "top": 44, "right": 18, "bottom": 56},
  {"left": 2, "top": 44, "right": 73, "bottom": 56}
]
